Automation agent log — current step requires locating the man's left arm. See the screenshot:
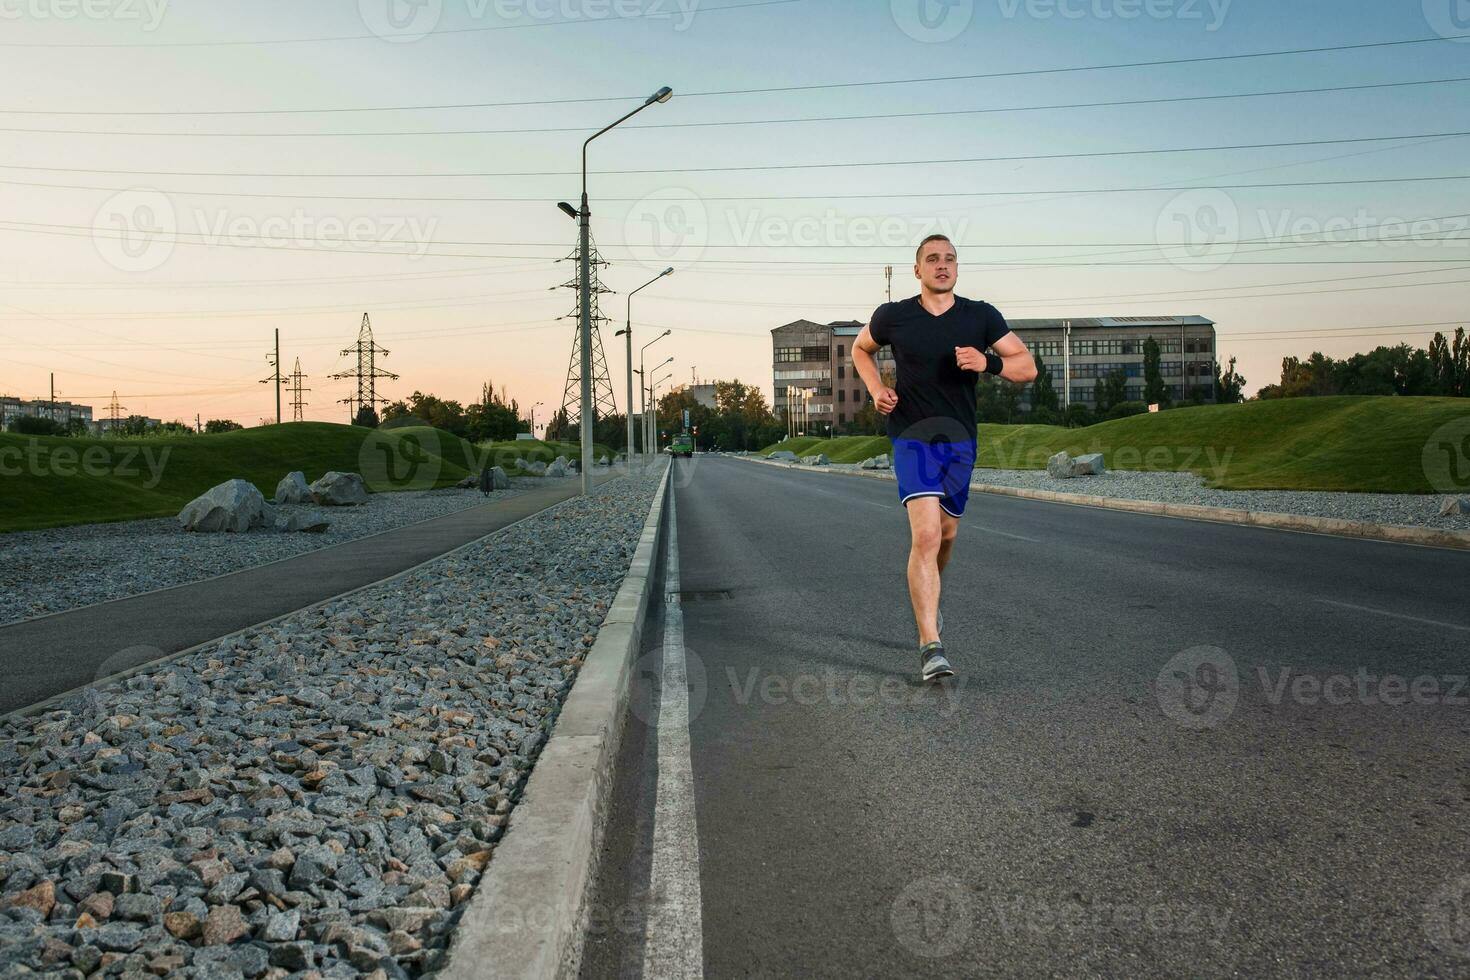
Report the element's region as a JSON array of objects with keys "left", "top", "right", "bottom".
[{"left": 955, "top": 333, "right": 1037, "bottom": 384}]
